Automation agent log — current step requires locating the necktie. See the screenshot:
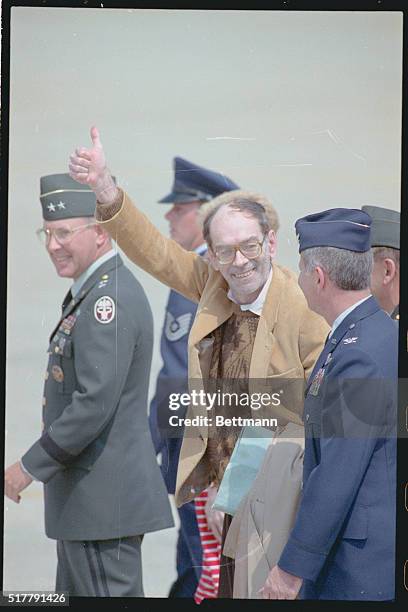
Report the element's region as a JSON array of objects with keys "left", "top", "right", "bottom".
[{"left": 61, "top": 289, "right": 73, "bottom": 313}]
